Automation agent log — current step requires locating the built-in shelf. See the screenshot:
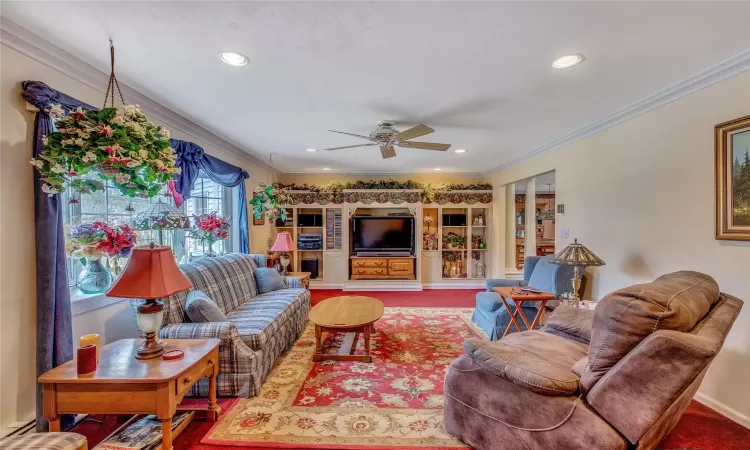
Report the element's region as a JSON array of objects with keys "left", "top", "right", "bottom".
[
  {"left": 443, "top": 225, "right": 468, "bottom": 228},
  {"left": 471, "top": 248, "right": 488, "bottom": 251},
  {"left": 298, "top": 226, "right": 323, "bottom": 229}
]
